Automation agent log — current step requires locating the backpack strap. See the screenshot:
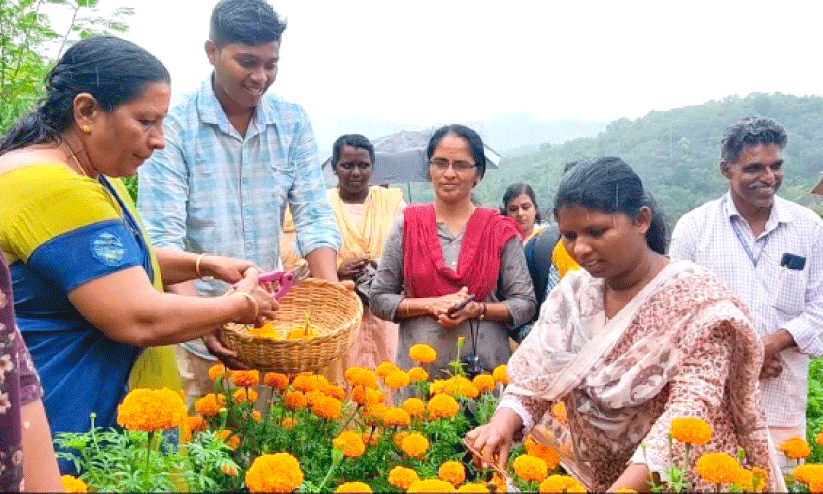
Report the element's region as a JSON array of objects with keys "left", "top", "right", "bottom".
[{"left": 525, "top": 225, "right": 560, "bottom": 316}]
